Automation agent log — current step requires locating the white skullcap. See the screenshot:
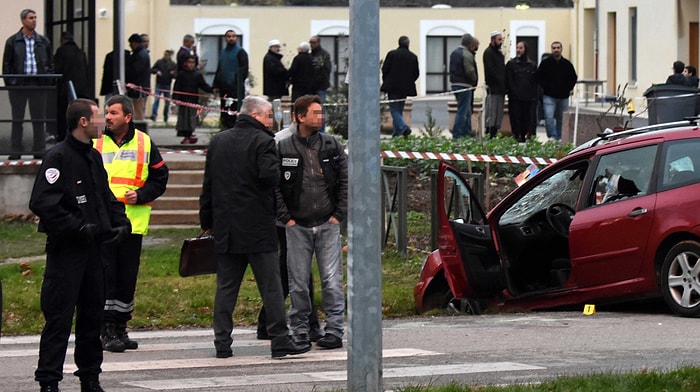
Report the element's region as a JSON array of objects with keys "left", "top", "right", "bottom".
[
  {"left": 490, "top": 31, "right": 502, "bottom": 39},
  {"left": 268, "top": 39, "right": 281, "bottom": 47}
]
